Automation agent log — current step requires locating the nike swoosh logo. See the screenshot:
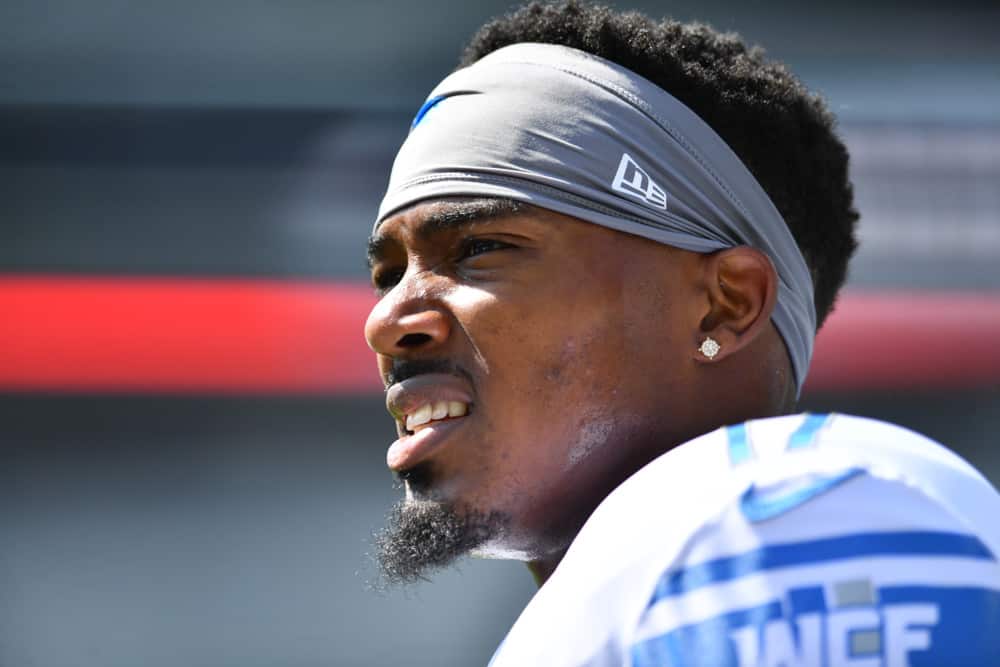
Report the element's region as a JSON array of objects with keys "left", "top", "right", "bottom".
[{"left": 740, "top": 467, "right": 865, "bottom": 522}]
